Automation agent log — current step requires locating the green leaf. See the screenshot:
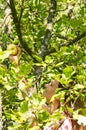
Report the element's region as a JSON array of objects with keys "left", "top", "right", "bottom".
[
  {"left": 20, "top": 100, "right": 28, "bottom": 113},
  {"left": 2, "top": 34, "right": 7, "bottom": 43},
  {"left": 38, "top": 110, "right": 49, "bottom": 123},
  {"left": 32, "top": 54, "right": 42, "bottom": 62},
  {"left": 55, "top": 62, "right": 64, "bottom": 68},
  {"left": 32, "top": 0, "right": 40, "bottom": 6},
  {"left": 0, "top": 50, "right": 11, "bottom": 62},
  {"left": 19, "top": 60, "right": 33, "bottom": 75},
  {"left": 63, "top": 66, "right": 74, "bottom": 78}
]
